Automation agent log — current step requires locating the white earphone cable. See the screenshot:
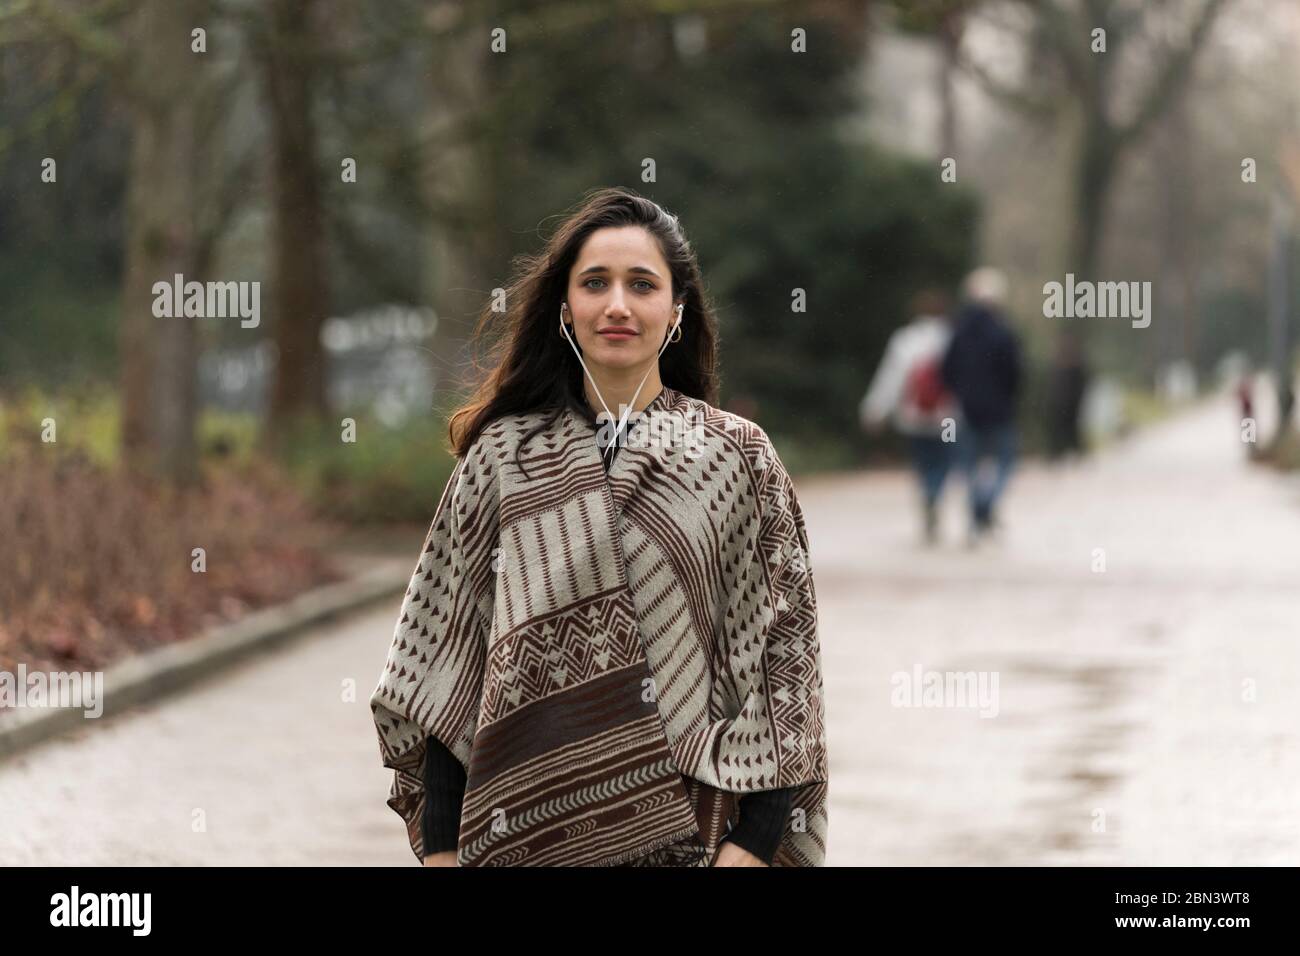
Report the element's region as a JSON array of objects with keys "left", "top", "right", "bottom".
[{"left": 561, "top": 304, "right": 683, "bottom": 460}]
